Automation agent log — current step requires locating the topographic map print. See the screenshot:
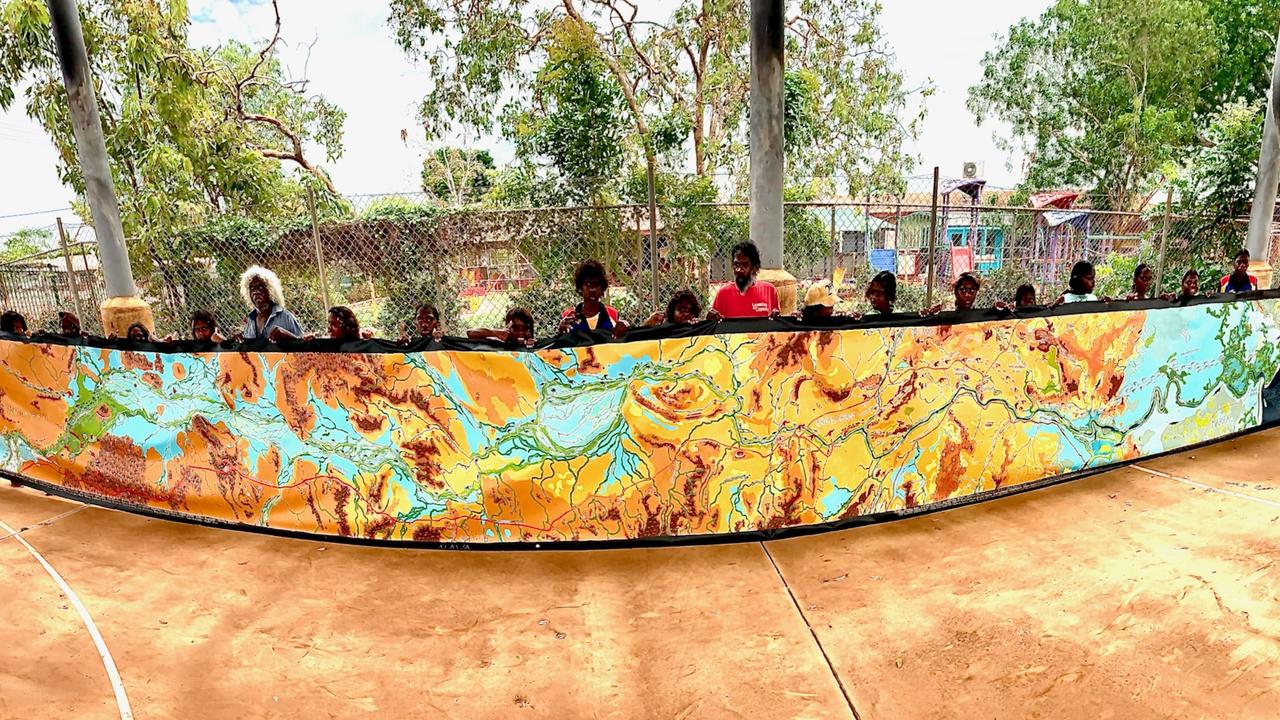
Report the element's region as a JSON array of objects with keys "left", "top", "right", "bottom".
[{"left": 2, "top": 300, "right": 1278, "bottom": 544}]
